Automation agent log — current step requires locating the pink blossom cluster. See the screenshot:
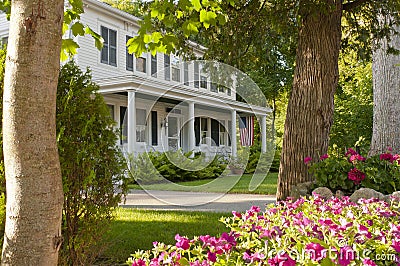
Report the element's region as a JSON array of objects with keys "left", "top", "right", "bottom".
[{"left": 128, "top": 196, "right": 400, "bottom": 265}]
